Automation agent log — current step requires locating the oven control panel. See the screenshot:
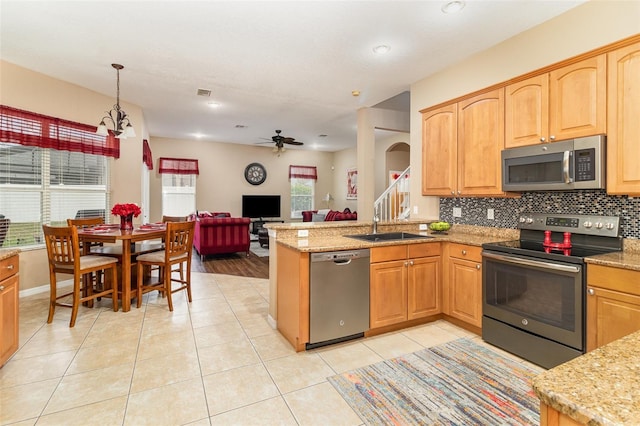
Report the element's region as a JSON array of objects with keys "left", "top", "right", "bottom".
[{"left": 518, "top": 213, "right": 620, "bottom": 237}]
